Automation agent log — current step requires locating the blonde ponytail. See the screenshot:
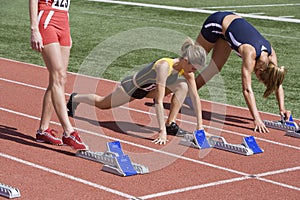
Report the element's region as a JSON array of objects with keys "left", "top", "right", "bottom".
[
  {"left": 260, "top": 63, "right": 287, "bottom": 98},
  {"left": 181, "top": 37, "right": 206, "bottom": 69}
]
